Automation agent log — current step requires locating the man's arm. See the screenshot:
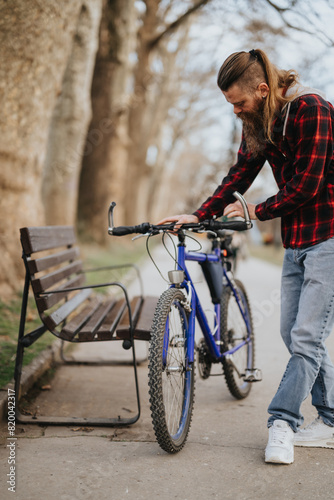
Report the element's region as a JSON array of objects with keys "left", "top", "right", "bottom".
[
  {"left": 158, "top": 136, "right": 265, "bottom": 226},
  {"left": 193, "top": 137, "right": 265, "bottom": 221}
]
